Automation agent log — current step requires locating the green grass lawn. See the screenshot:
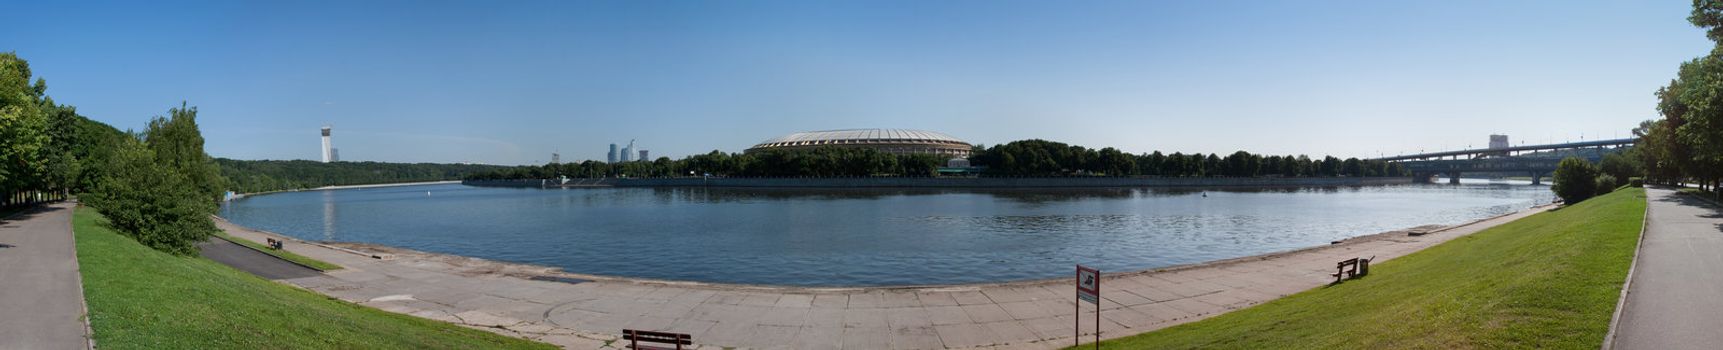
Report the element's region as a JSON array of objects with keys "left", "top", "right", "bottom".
[
  {"left": 213, "top": 231, "right": 343, "bottom": 271},
  {"left": 74, "top": 207, "right": 555, "bottom": 350},
  {"left": 1080, "top": 188, "right": 1646, "bottom": 349}
]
